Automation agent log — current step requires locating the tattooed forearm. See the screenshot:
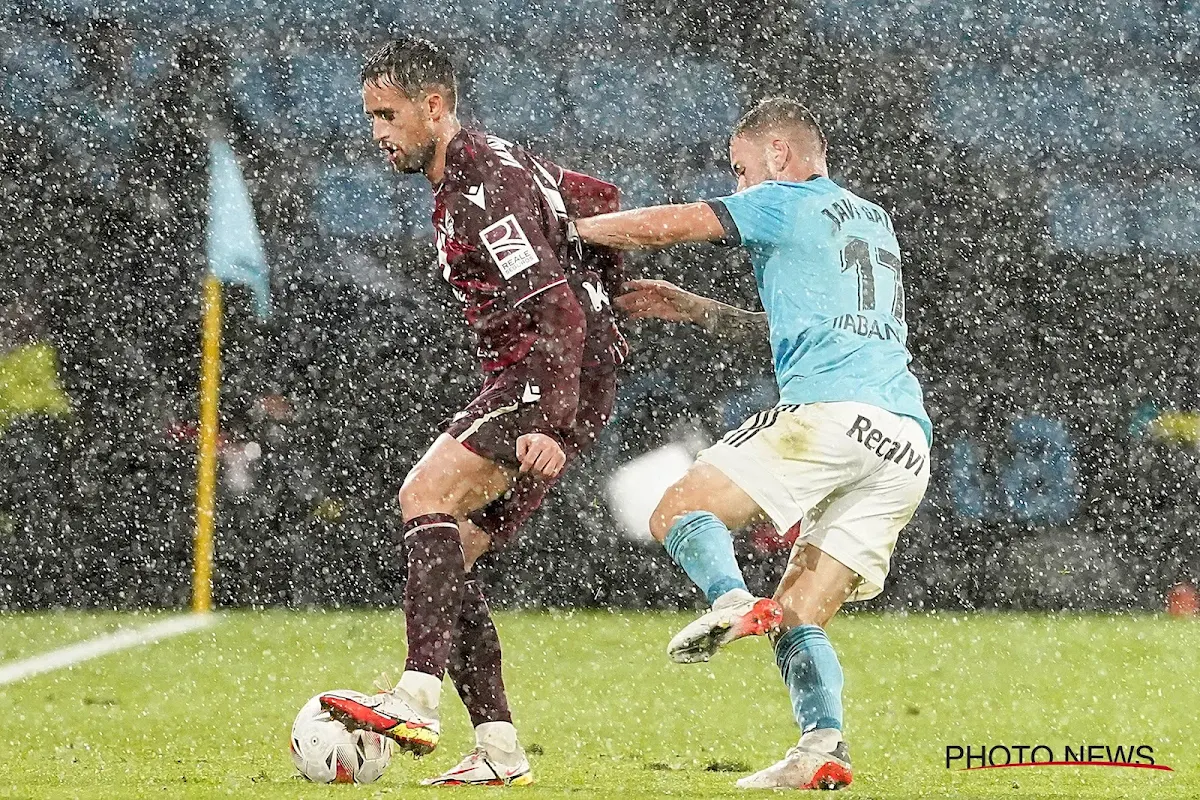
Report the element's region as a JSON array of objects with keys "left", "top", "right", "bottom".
[{"left": 698, "top": 300, "right": 769, "bottom": 341}]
